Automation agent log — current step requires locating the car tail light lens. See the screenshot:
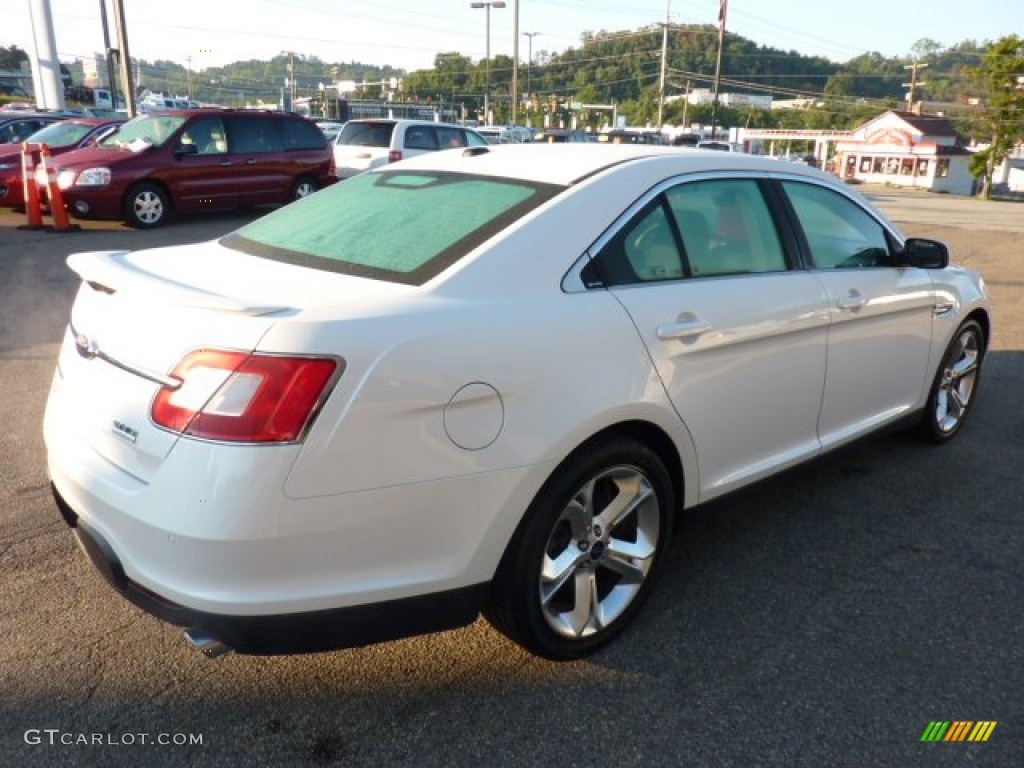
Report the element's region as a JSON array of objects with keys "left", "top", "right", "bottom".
[
  {"left": 151, "top": 349, "right": 340, "bottom": 443},
  {"left": 388, "top": 149, "right": 403, "bottom": 163}
]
